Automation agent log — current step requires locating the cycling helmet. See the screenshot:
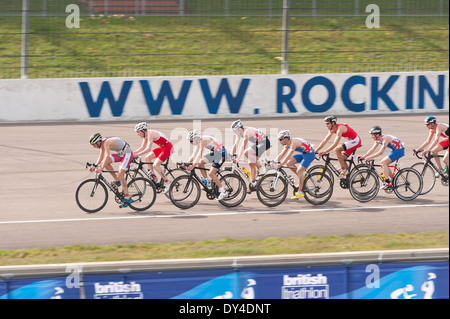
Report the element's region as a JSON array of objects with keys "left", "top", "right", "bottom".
[
  {"left": 134, "top": 122, "right": 147, "bottom": 132},
  {"left": 187, "top": 130, "right": 201, "bottom": 140},
  {"left": 424, "top": 116, "right": 437, "bottom": 124},
  {"left": 369, "top": 126, "right": 382, "bottom": 135},
  {"left": 278, "top": 130, "right": 290, "bottom": 139},
  {"left": 89, "top": 133, "right": 102, "bottom": 145},
  {"left": 231, "top": 119, "right": 243, "bottom": 131},
  {"left": 324, "top": 115, "right": 337, "bottom": 124}
]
